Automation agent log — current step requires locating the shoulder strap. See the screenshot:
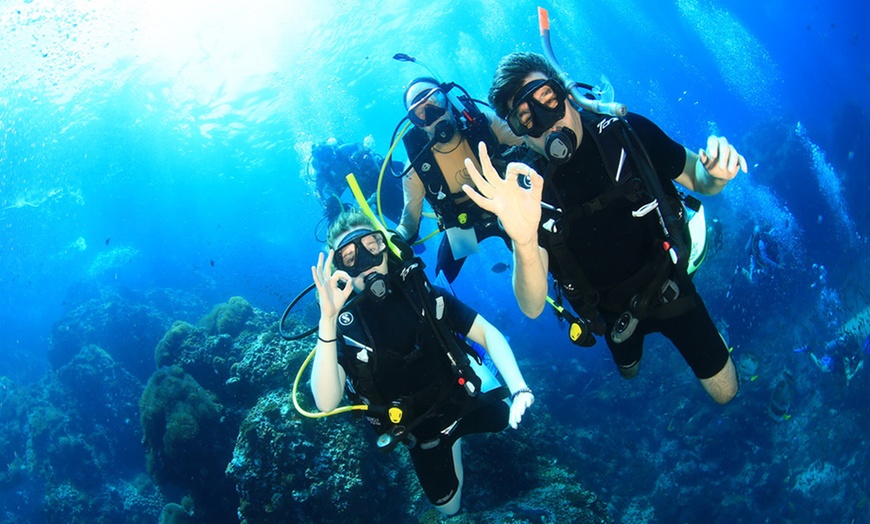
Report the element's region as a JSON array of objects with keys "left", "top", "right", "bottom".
[
  {"left": 395, "top": 259, "right": 484, "bottom": 396},
  {"left": 539, "top": 218, "right": 606, "bottom": 335},
  {"left": 540, "top": 113, "right": 695, "bottom": 326}
]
